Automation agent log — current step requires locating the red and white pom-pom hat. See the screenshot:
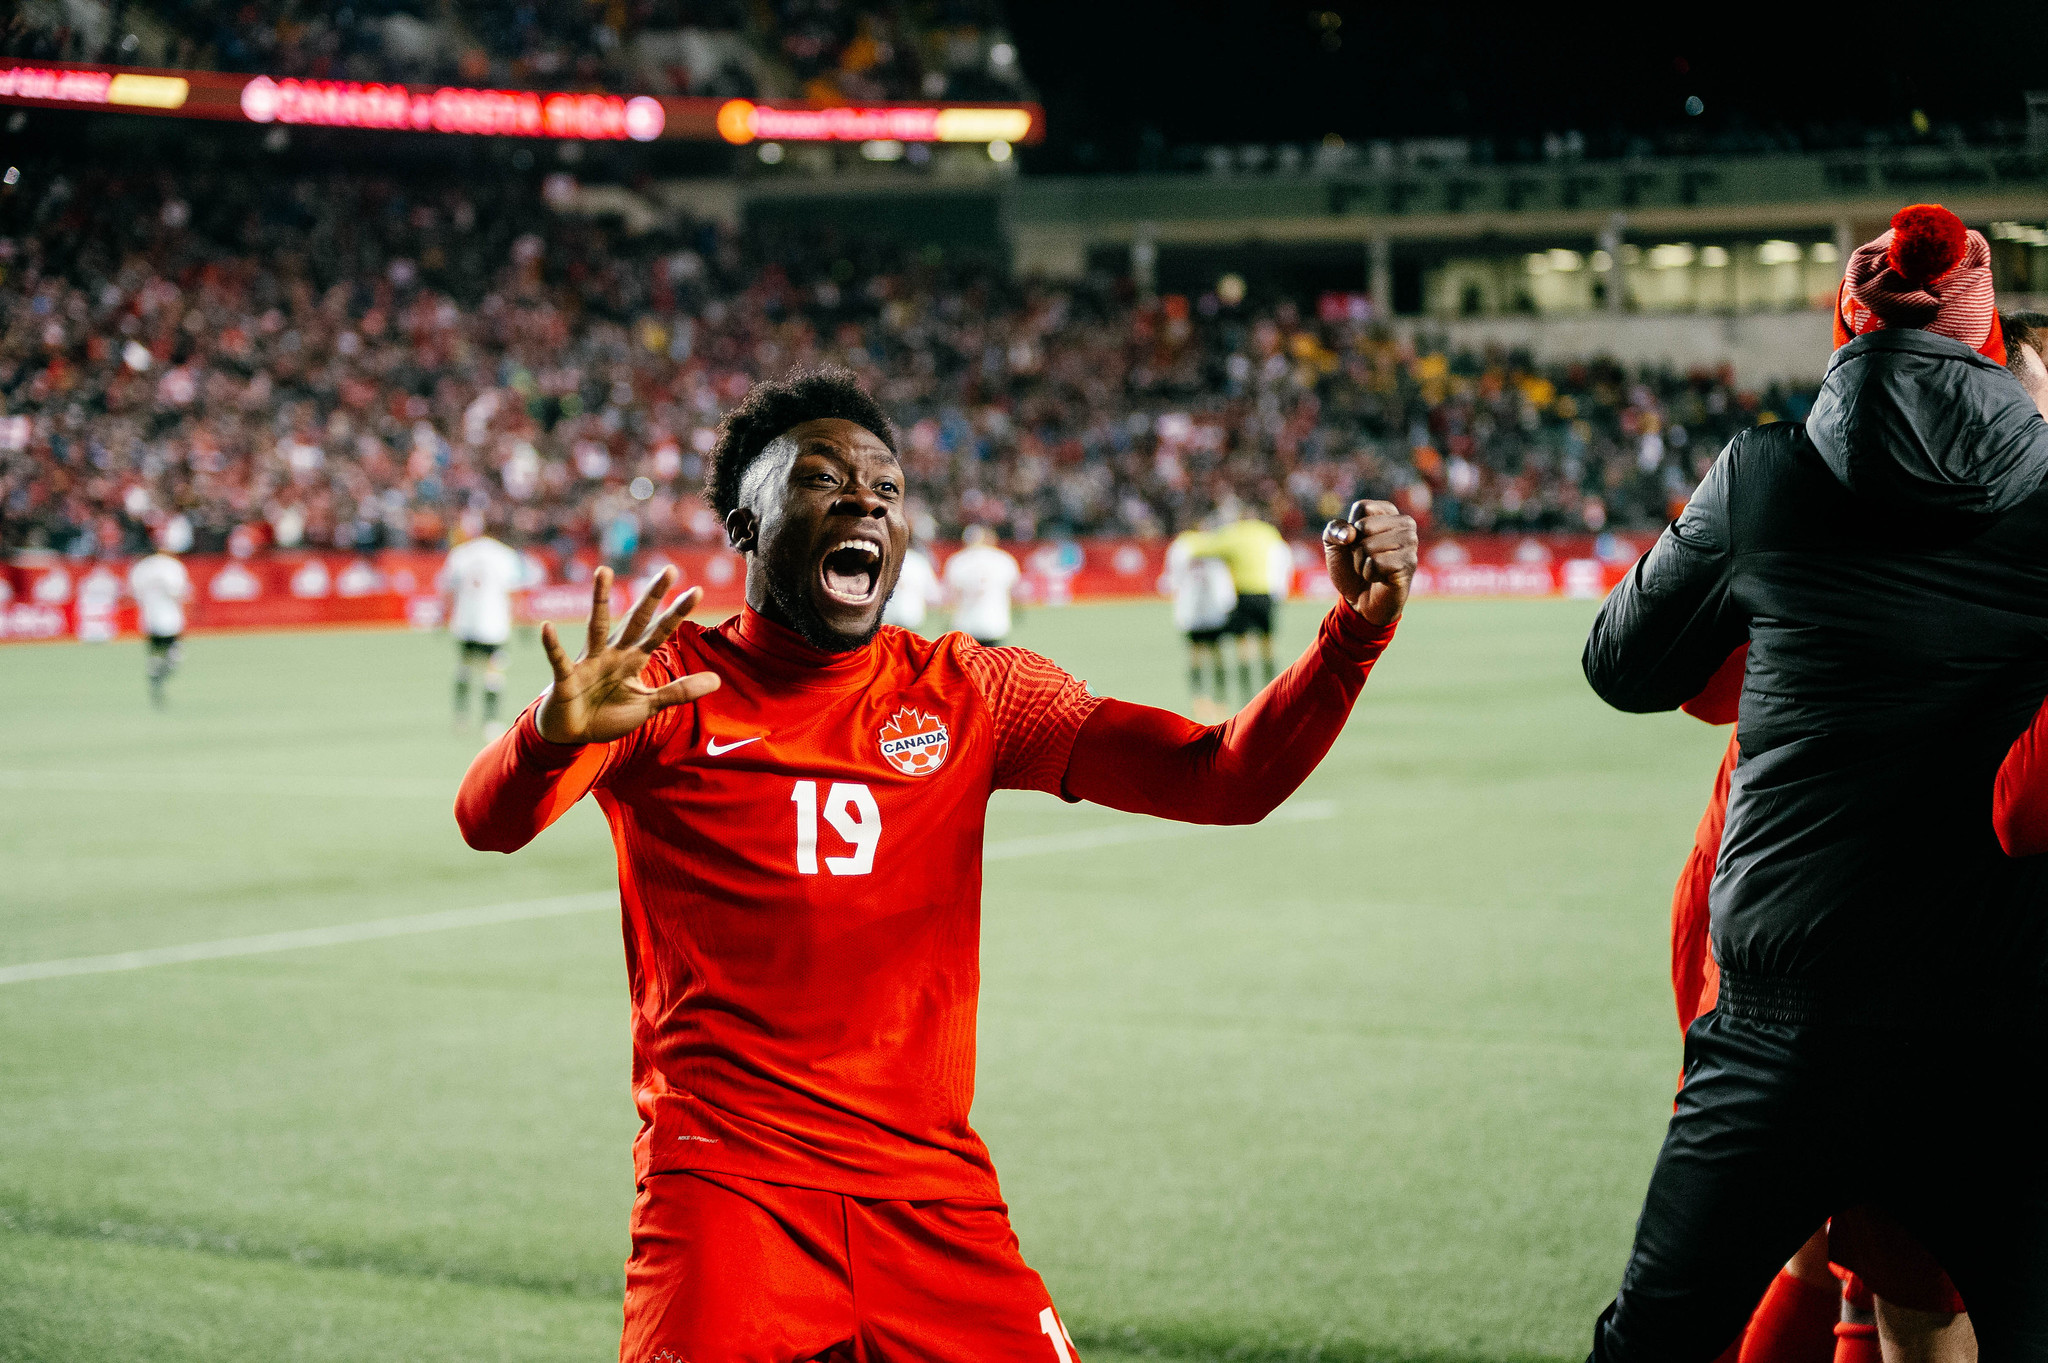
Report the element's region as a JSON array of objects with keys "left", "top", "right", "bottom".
[{"left": 1833, "top": 203, "right": 2004, "bottom": 363}]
